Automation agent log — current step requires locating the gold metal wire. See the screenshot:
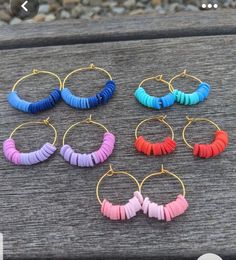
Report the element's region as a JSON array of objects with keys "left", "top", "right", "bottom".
[
  {"left": 62, "top": 63, "right": 112, "bottom": 89},
  {"left": 134, "top": 115, "right": 174, "bottom": 140},
  {"left": 12, "top": 69, "right": 63, "bottom": 92},
  {"left": 182, "top": 116, "right": 221, "bottom": 149},
  {"left": 9, "top": 117, "right": 58, "bottom": 146},
  {"left": 169, "top": 69, "right": 202, "bottom": 92},
  {"left": 139, "top": 164, "right": 186, "bottom": 197},
  {"left": 96, "top": 164, "right": 140, "bottom": 205},
  {"left": 138, "top": 74, "right": 174, "bottom": 92},
  {"left": 62, "top": 115, "right": 109, "bottom": 146}
]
